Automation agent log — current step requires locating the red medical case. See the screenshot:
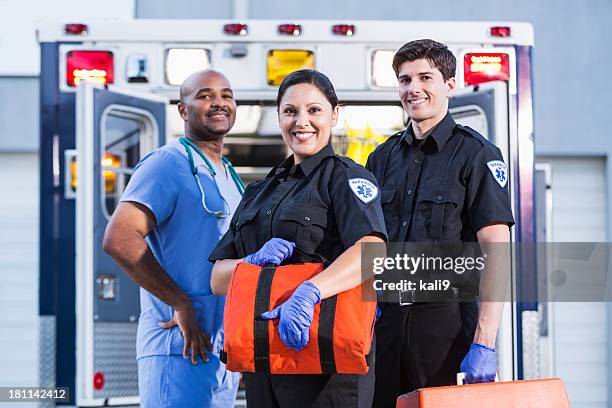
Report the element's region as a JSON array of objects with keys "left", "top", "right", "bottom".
[{"left": 396, "top": 378, "right": 570, "bottom": 408}]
